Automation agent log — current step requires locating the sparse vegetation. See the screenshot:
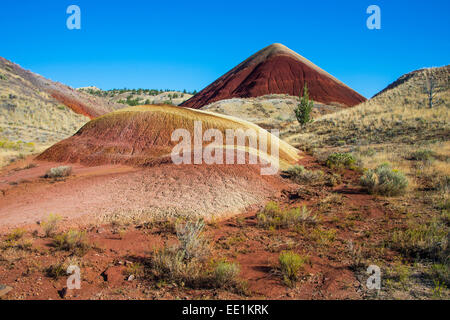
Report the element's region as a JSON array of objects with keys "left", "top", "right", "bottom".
[
  {"left": 310, "top": 227, "right": 337, "bottom": 245},
  {"left": 283, "top": 165, "right": 324, "bottom": 184},
  {"left": 212, "top": 260, "right": 241, "bottom": 288},
  {"left": 5, "top": 228, "right": 26, "bottom": 242},
  {"left": 41, "top": 214, "right": 61, "bottom": 237},
  {"left": 152, "top": 245, "right": 202, "bottom": 284},
  {"left": 45, "top": 257, "right": 80, "bottom": 279},
  {"left": 175, "top": 219, "right": 210, "bottom": 260},
  {"left": 151, "top": 219, "right": 209, "bottom": 286},
  {"left": 278, "top": 251, "right": 308, "bottom": 287},
  {"left": 2, "top": 228, "right": 32, "bottom": 251},
  {"left": 52, "top": 230, "right": 90, "bottom": 255},
  {"left": 80, "top": 88, "right": 193, "bottom": 107},
  {"left": 360, "top": 164, "right": 408, "bottom": 196},
  {"left": 0, "top": 139, "right": 35, "bottom": 151},
  {"left": 257, "top": 201, "right": 317, "bottom": 229},
  {"left": 391, "top": 217, "right": 448, "bottom": 260},
  {"left": 124, "top": 262, "right": 144, "bottom": 279},
  {"left": 409, "top": 149, "right": 436, "bottom": 162},
  {"left": 150, "top": 219, "right": 245, "bottom": 292},
  {"left": 44, "top": 166, "right": 72, "bottom": 179},
  {"left": 325, "top": 152, "right": 356, "bottom": 170},
  {"left": 45, "top": 262, "right": 67, "bottom": 279}
]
